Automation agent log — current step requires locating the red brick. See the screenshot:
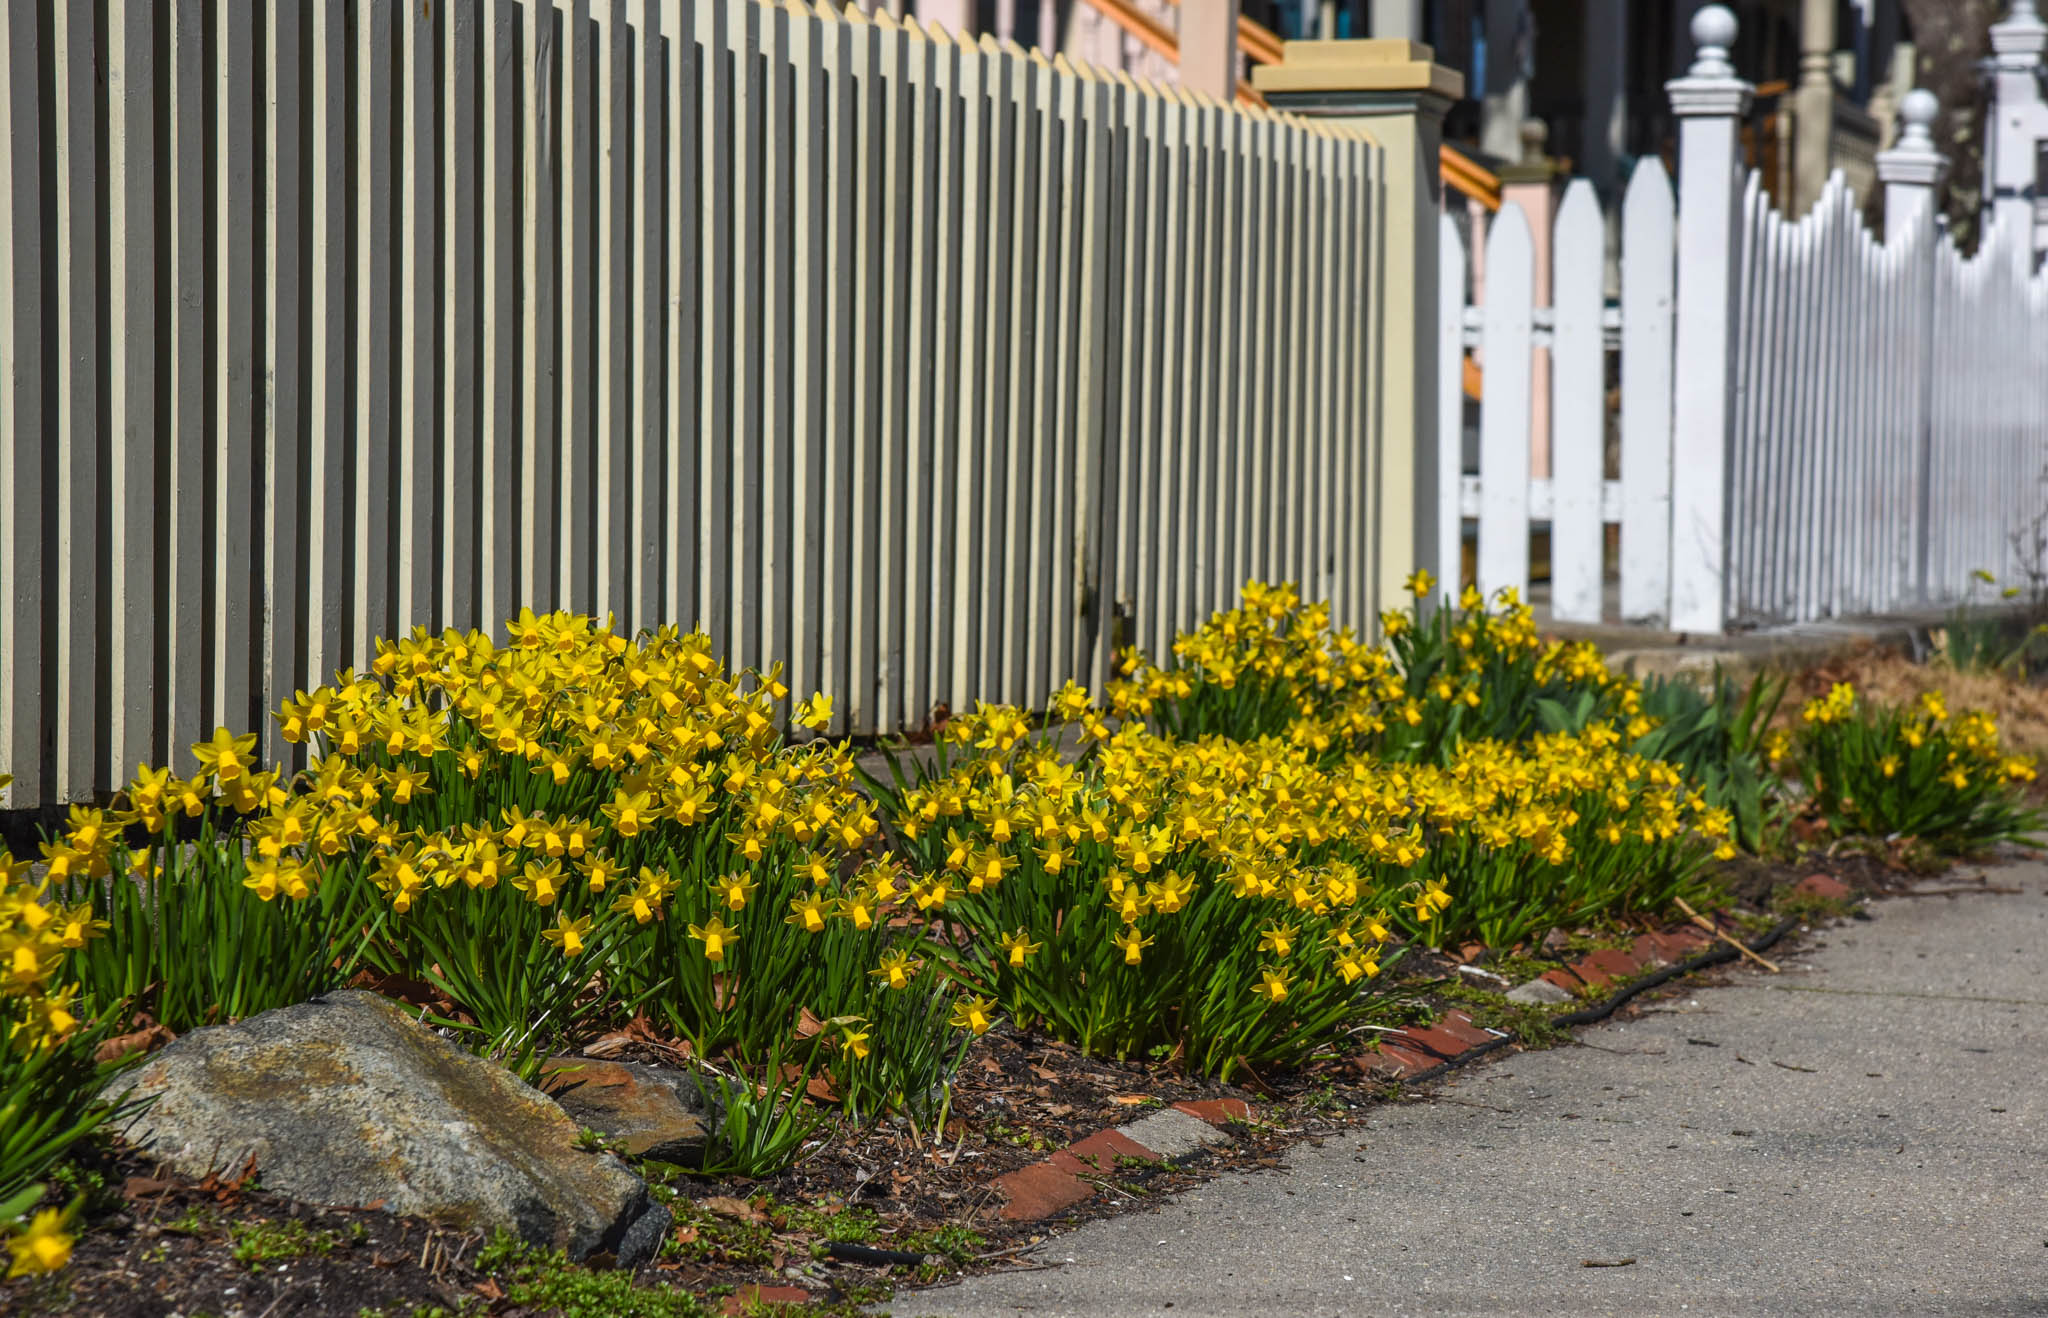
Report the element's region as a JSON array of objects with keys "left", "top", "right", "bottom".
[
  {"left": 720, "top": 1285, "right": 809, "bottom": 1314},
  {"left": 1629, "top": 933, "right": 1672, "bottom": 968},
  {"left": 1794, "top": 873, "right": 1854, "bottom": 902},
  {"left": 1576, "top": 947, "right": 1642, "bottom": 987},
  {"left": 1389, "top": 1025, "right": 1472, "bottom": 1062},
  {"left": 1050, "top": 1128, "right": 1158, "bottom": 1174},
  {"left": 1356, "top": 1042, "right": 1437, "bottom": 1078},
  {"left": 1540, "top": 966, "right": 1591, "bottom": 994},
  {"left": 1433, "top": 1010, "right": 1498, "bottom": 1048},
  {"left": 1172, "top": 1098, "right": 1253, "bottom": 1126},
  {"left": 1664, "top": 924, "right": 1713, "bottom": 951},
  {"left": 996, "top": 1161, "right": 1093, "bottom": 1221},
  {"left": 1641, "top": 930, "right": 1694, "bottom": 962}
]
